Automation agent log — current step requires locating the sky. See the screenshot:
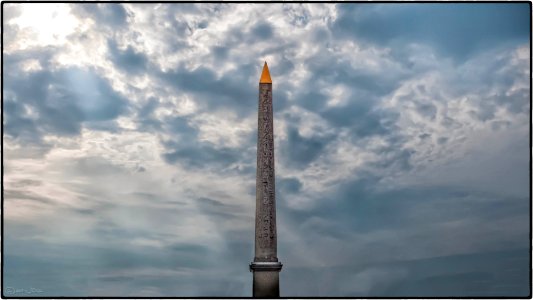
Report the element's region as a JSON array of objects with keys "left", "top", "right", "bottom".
[{"left": 2, "top": 3, "right": 531, "bottom": 297}]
